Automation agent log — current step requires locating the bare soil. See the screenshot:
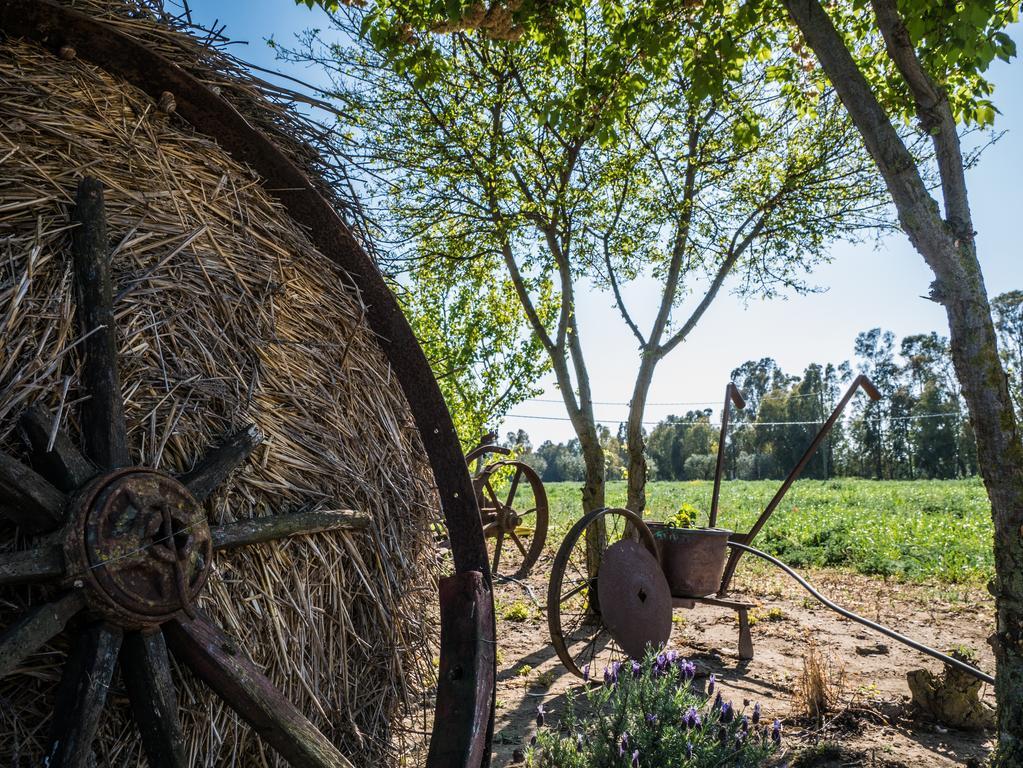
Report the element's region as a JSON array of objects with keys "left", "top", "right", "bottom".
[{"left": 489, "top": 550, "right": 995, "bottom": 767}]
